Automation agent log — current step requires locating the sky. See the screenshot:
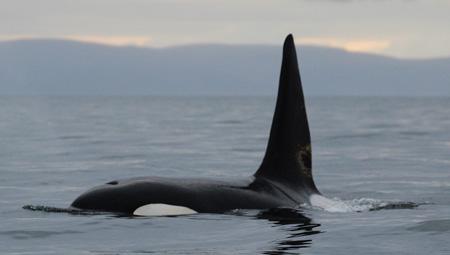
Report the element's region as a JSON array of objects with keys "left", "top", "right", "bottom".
[{"left": 1, "top": 0, "right": 449, "bottom": 59}]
